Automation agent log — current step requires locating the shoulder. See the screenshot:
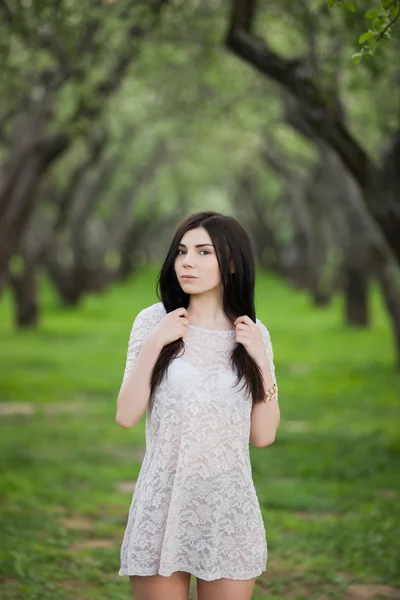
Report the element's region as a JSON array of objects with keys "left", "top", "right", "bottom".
[
  {"left": 132, "top": 301, "right": 167, "bottom": 327},
  {"left": 255, "top": 317, "right": 269, "bottom": 333},
  {"left": 256, "top": 318, "right": 276, "bottom": 367},
  {"left": 255, "top": 318, "right": 273, "bottom": 344}
]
